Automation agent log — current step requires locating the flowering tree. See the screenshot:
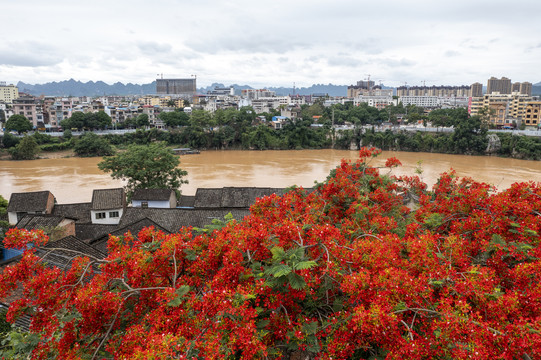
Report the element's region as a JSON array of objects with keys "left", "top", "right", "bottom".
[{"left": 1, "top": 147, "right": 540, "bottom": 359}]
